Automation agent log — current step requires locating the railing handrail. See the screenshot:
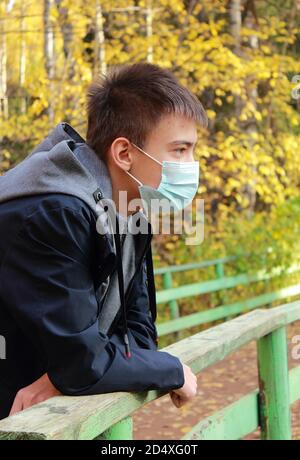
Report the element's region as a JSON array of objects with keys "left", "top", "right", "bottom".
[
  {"left": 153, "top": 246, "right": 275, "bottom": 275},
  {"left": 154, "top": 255, "right": 237, "bottom": 275},
  {"left": 156, "top": 262, "right": 300, "bottom": 303},
  {"left": 1, "top": 300, "right": 299, "bottom": 440},
  {"left": 157, "top": 281, "right": 300, "bottom": 336}
]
